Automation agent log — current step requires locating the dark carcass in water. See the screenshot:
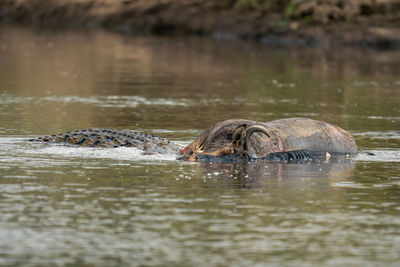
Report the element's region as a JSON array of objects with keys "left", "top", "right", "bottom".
[
  {"left": 30, "top": 118, "right": 359, "bottom": 161},
  {"left": 178, "top": 118, "right": 358, "bottom": 161}
]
